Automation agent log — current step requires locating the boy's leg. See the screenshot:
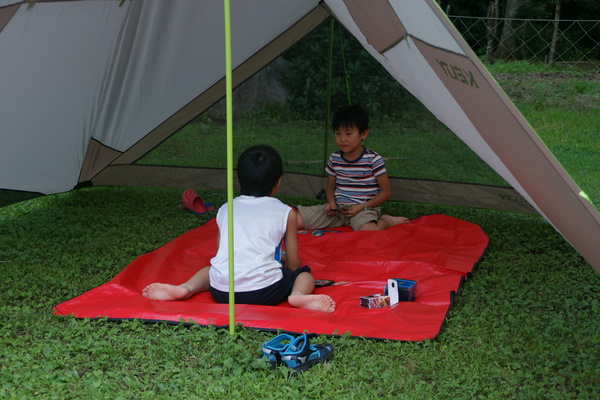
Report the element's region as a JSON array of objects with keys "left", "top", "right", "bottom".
[
  {"left": 378, "top": 215, "right": 410, "bottom": 228},
  {"left": 296, "top": 204, "right": 344, "bottom": 230},
  {"left": 358, "top": 215, "right": 410, "bottom": 231},
  {"left": 351, "top": 209, "right": 381, "bottom": 231},
  {"left": 287, "top": 272, "right": 336, "bottom": 313},
  {"left": 142, "top": 266, "right": 211, "bottom": 301},
  {"left": 356, "top": 221, "right": 379, "bottom": 231},
  {"left": 353, "top": 209, "right": 409, "bottom": 231},
  {"left": 296, "top": 211, "right": 305, "bottom": 229}
]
